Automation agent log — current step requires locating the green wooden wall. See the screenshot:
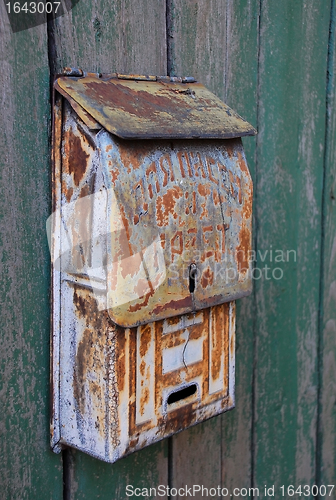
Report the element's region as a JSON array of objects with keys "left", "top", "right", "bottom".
[{"left": 0, "top": 0, "right": 335, "bottom": 498}]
